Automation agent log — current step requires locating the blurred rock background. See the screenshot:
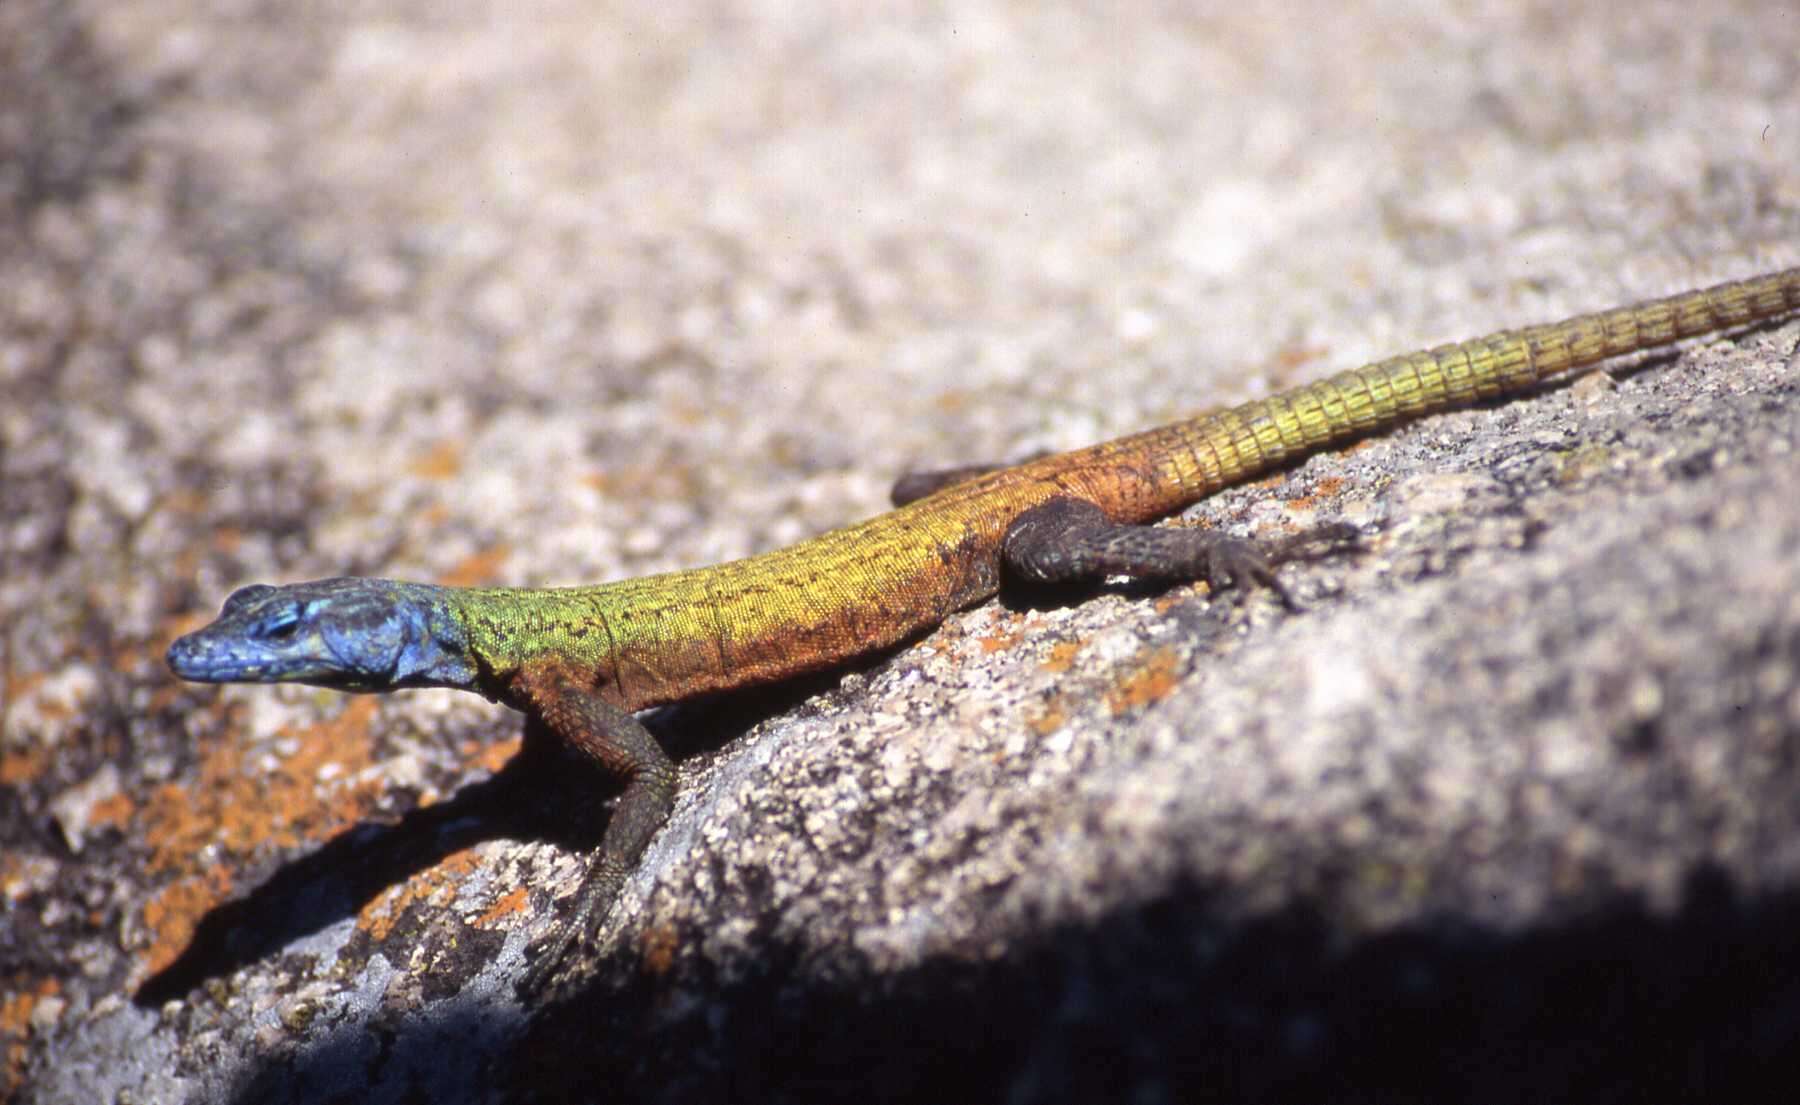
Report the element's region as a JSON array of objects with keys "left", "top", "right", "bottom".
[{"left": 4, "top": 2, "right": 1799, "bottom": 1101}]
